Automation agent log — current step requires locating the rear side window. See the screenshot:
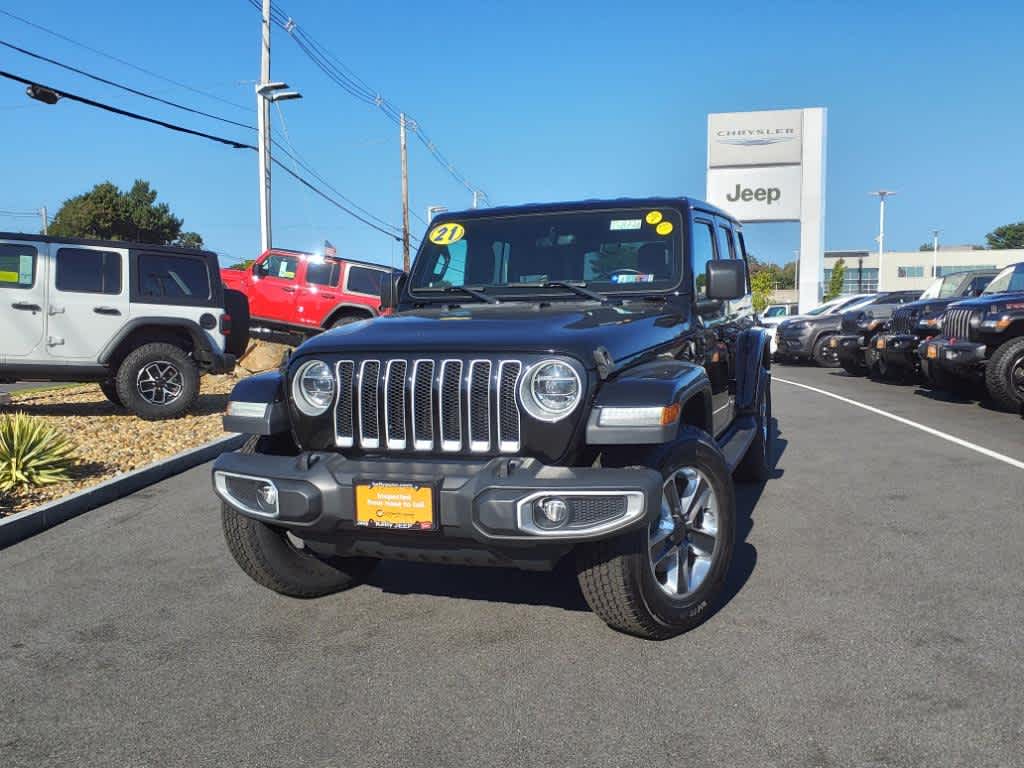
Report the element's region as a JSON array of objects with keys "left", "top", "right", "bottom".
[
  {"left": 56, "top": 248, "right": 122, "bottom": 294},
  {"left": 347, "top": 266, "right": 387, "bottom": 296},
  {"left": 0, "top": 243, "right": 36, "bottom": 289},
  {"left": 306, "top": 259, "right": 341, "bottom": 287},
  {"left": 137, "top": 253, "right": 211, "bottom": 301},
  {"left": 692, "top": 221, "right": 717, "bottom": 298}
]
